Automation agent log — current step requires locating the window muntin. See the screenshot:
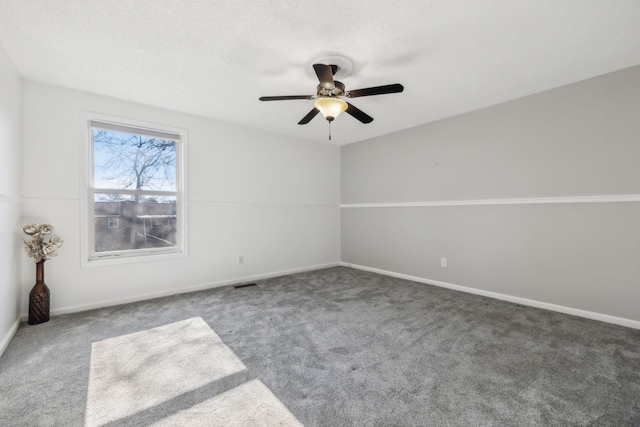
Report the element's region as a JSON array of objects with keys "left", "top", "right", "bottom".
[{"left": 87, "top": 119, "right": 184, "bottom": 260}]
